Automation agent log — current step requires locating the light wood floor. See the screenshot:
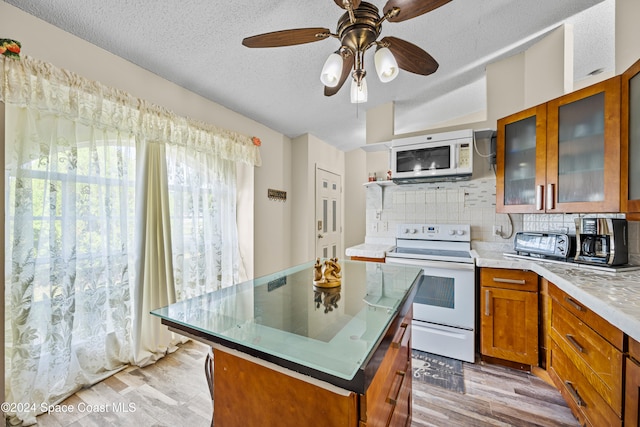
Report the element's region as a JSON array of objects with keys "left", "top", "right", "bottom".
[{"left": 31, "top": 341, "right": 578, "bottom": 427}]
